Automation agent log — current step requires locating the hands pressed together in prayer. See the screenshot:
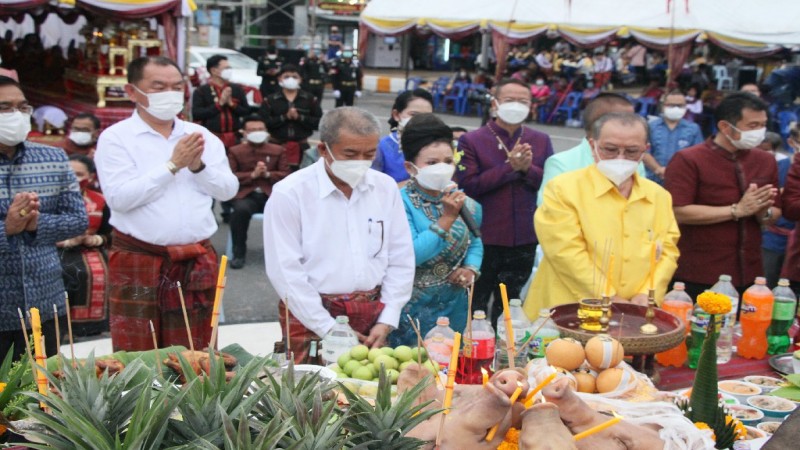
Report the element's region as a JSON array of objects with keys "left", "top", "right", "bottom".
[
  {"left": 440, "top": 188, "right": 467, "bottom": 220},
  {"left": 508, "top": 142, "right": 533, "bottom": 172},
  {"left": 286, "top": 107, "right": 300, "bottom": 120},
  {"left": 171, "top": 132, "right": 205, "bottom": 172},
  {"left": 735, "top": 183, "right": 777, "bottom": 219},
  {"left": 252, "top": 161, "right": 270, "bottom": 179},
  {"left": 219, "top": 86, "right": 234, "bottom": 107},
  {"left": 5, "top": 192, "right": 39, "bottom": 236}
]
